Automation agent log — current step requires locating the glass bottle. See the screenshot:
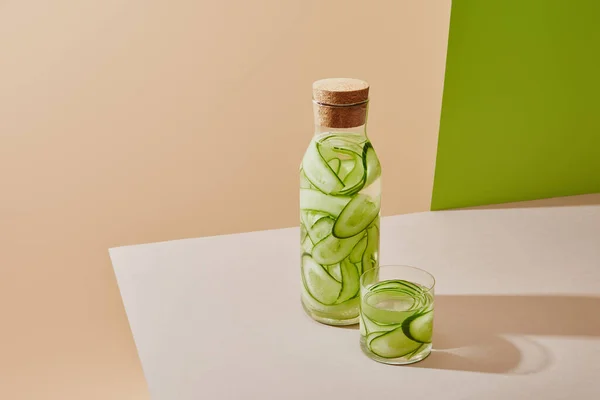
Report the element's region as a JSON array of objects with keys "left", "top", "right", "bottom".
[{"left": 300, "top": 78, "right": 381, "bottom": 325}]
